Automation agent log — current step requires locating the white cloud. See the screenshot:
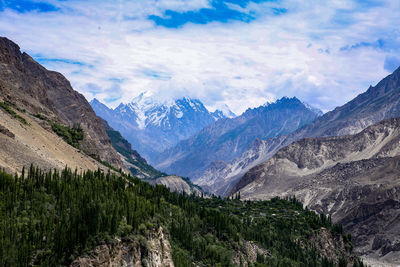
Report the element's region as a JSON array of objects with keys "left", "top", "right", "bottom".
[{"left": 0, "top": 0, "right": 399, "bottom": 115}]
